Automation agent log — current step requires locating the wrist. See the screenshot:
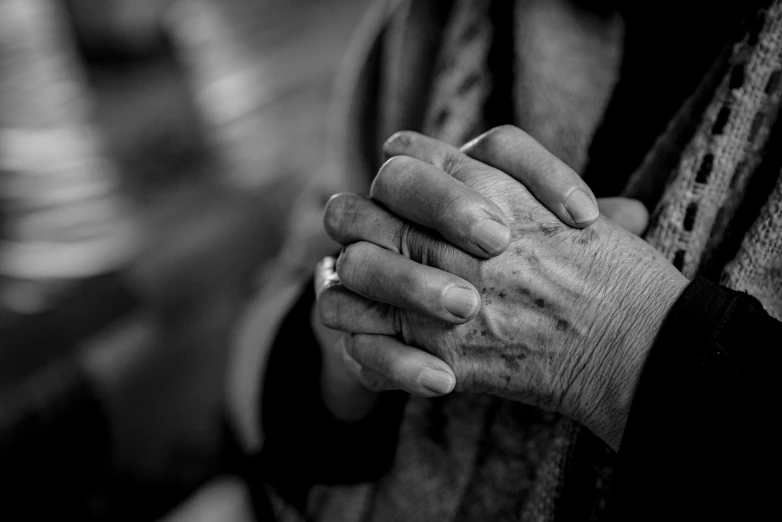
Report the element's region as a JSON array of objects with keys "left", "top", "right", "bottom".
[{"left": 582, "top": 262, "right": 688, "bottom": 450}]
